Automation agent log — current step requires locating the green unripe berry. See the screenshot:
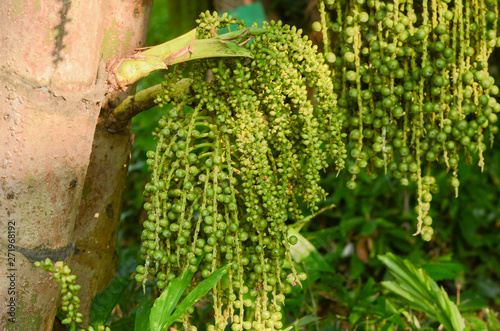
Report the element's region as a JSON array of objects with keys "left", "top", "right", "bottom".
[
  {"left": 325, "top": 52, "right": 336, "bottom": 63},
  {"left": 312, "top": 21, "right": 322, "bottom": 32},
  {"left": 434, "top": 23, "right": 447, "bottom": 35},
  {"left": 344, "top": 52, "right": 355, "bottom": 63}
]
